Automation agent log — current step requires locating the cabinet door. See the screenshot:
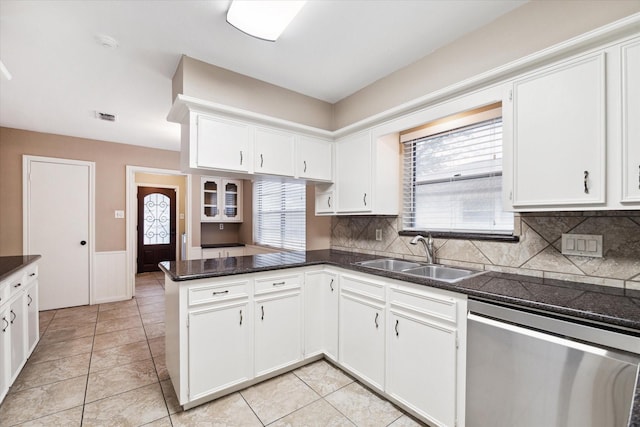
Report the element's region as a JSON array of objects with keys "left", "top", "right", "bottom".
[
  {"left": 25, "top": 281, "right": 39, "bottom": 354},
  {"left": 622, "top": 40, "right": 640, "bottom": 203},
  {"left": 339, "top": 293, "right": 384, "bottom": 390},
  {"left": 512, "top": 54, "right": 605, "bottom": 207},
  {"left": 387, "top": 310, "right": 457, "bottom": 427},
  {"left": 297, "top": 136, "right": 332, "bottom": 181},
  {"left": 304, "top": 271, "right": 338, "bottom": 359},
  {"left": 201, "top": 177, "right": 221, "bottom": 222},
  {"left": 315, "top": 188, "right": 335, "bottom": 215},
  {"left": 254, "top": 127, "right": 295, "bottom": 177},
  {"left": 336, "top": 132, "right": 372, "bottom": 213},
  {"left": 255, "top": 292, "right": 302, "bottom": 377},
  {"left": 221, "top": 180, "right": 243, "bottom": 222},
  {"left": 0, "top": 306, "right": 10, "bottom": 402},
  {"left": 197, "top": 116, "right": 250, "bottom": 173},
  {"left": 9, "top": 295, "right": 26, "bottom": 382},
  {"left": 188, "top": 301, "right": 252, "bottom": 401}
]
